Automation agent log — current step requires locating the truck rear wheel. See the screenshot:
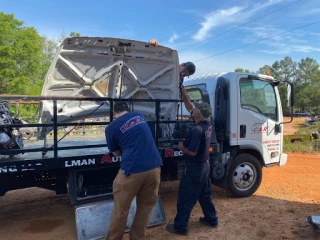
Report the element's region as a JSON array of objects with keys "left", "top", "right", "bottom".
[{"left": 227, "top": 154, "right": 262, "bottom": 198}]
